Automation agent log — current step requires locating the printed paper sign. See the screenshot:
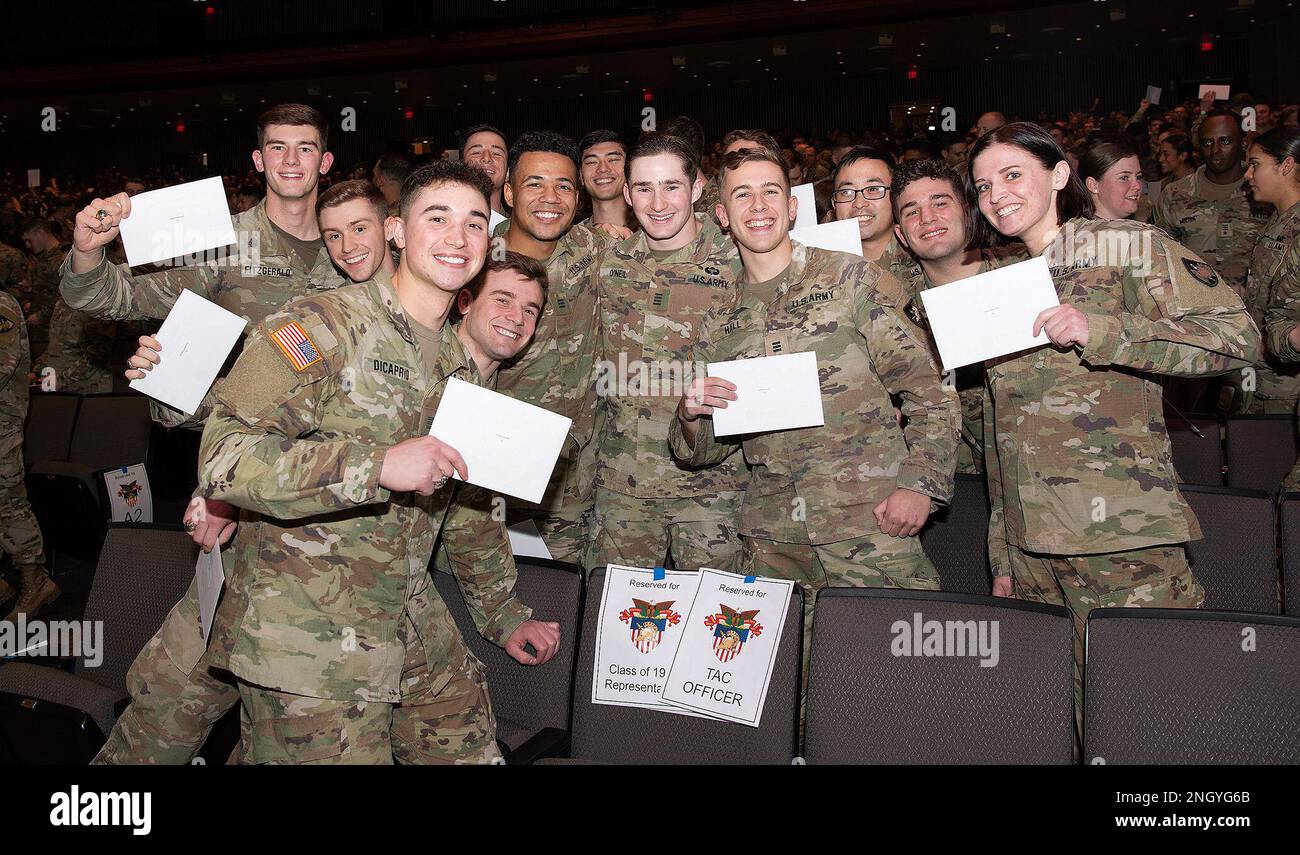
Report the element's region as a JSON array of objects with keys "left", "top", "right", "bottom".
[
  {"left": 591, "top": 565, "right": 712, "bottom": 717},
  {"left": 103, "top": 464, "right": 153, "bottom": 523},
  {"left": 660, "top": 568, "right": 794, "bottom": 727}
]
